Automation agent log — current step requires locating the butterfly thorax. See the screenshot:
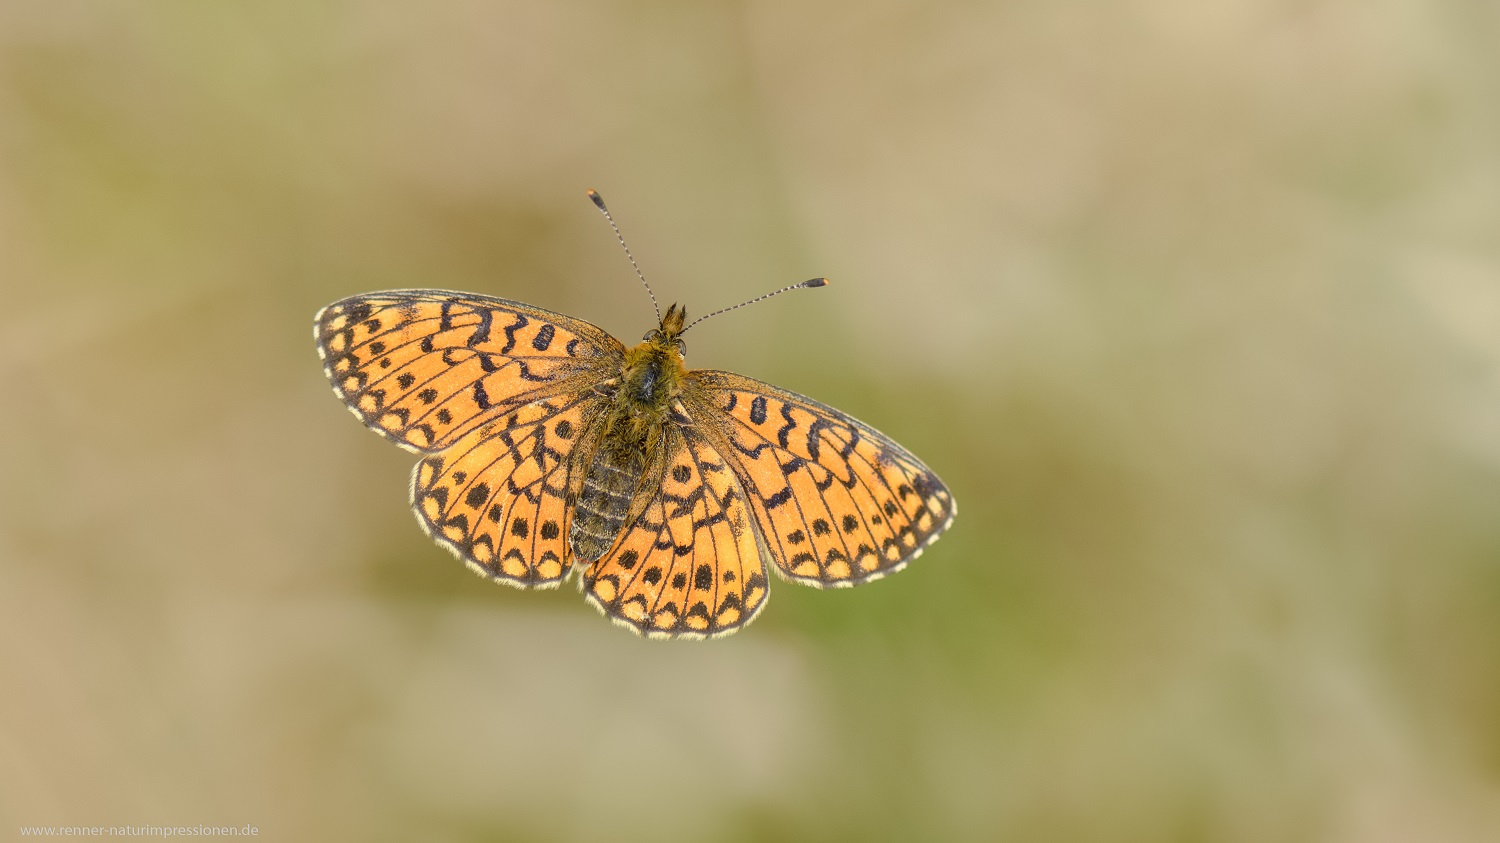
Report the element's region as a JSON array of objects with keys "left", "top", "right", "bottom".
[
  {"left": 570, "top": 304, "right": 690, "bottom": 562},
  {"left": 620, "top": 318, "right": 686, "bottom": 420}
]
